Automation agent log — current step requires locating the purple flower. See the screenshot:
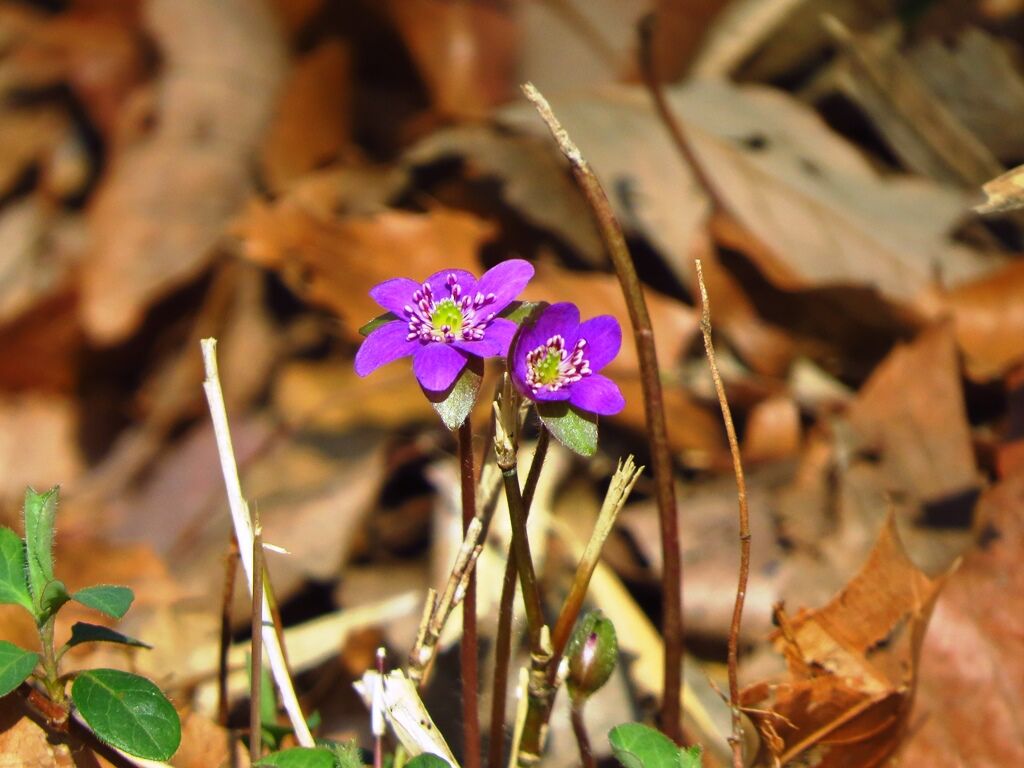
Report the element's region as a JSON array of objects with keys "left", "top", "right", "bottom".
[
  {"left": 355, "top": 259, "right": 534, "bottom": 392},
  {"left": 510, "top": 302, "right": 625, "bottom": 416}
]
